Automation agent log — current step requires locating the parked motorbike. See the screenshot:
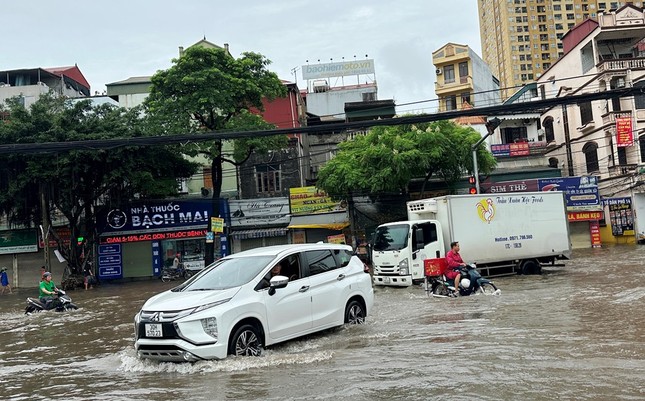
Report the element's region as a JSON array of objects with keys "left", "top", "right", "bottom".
[
  {"left": 426, "top": 263, "right": 500, "bottom": 297},
  {"left": 160, "top": 265, "right": 191, "bottom": 282},
  {"left": 25, "top": 290, "right": 79, "bottom": 315}
]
